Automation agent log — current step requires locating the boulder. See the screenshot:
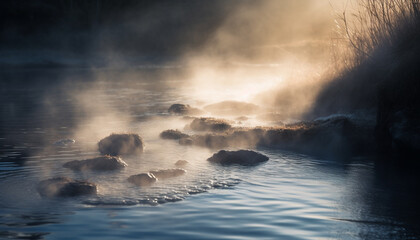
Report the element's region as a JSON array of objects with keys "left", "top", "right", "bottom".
[
  {"left": 149, "top": 169, "right": 186, "bottom": 179},
  {"left": 37, "top": 177, "right": 97, "bottom": 198},
  {"left": 207, "top": 150, "right": 269, "bottom": 166},
  {"left": 189, "top": 117, "right": 232, "bottom": 132},
  {"left": 63, "top": 156, "right": 128, "bottom": 171},
  {"left": 175, "top": 160, "right": 189, "bottom": 167},
  {"left": 168, "top": 104, "right": 203, "bottom": 115},
  {"left": 98, "top": 133, "right": 144, "bottom": 156},
  {"left": 160, "top": 129, "right": 190, "bottom": 140},
  {"left": 127, "top": 173, "right": 157, "bottom": 186}
]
